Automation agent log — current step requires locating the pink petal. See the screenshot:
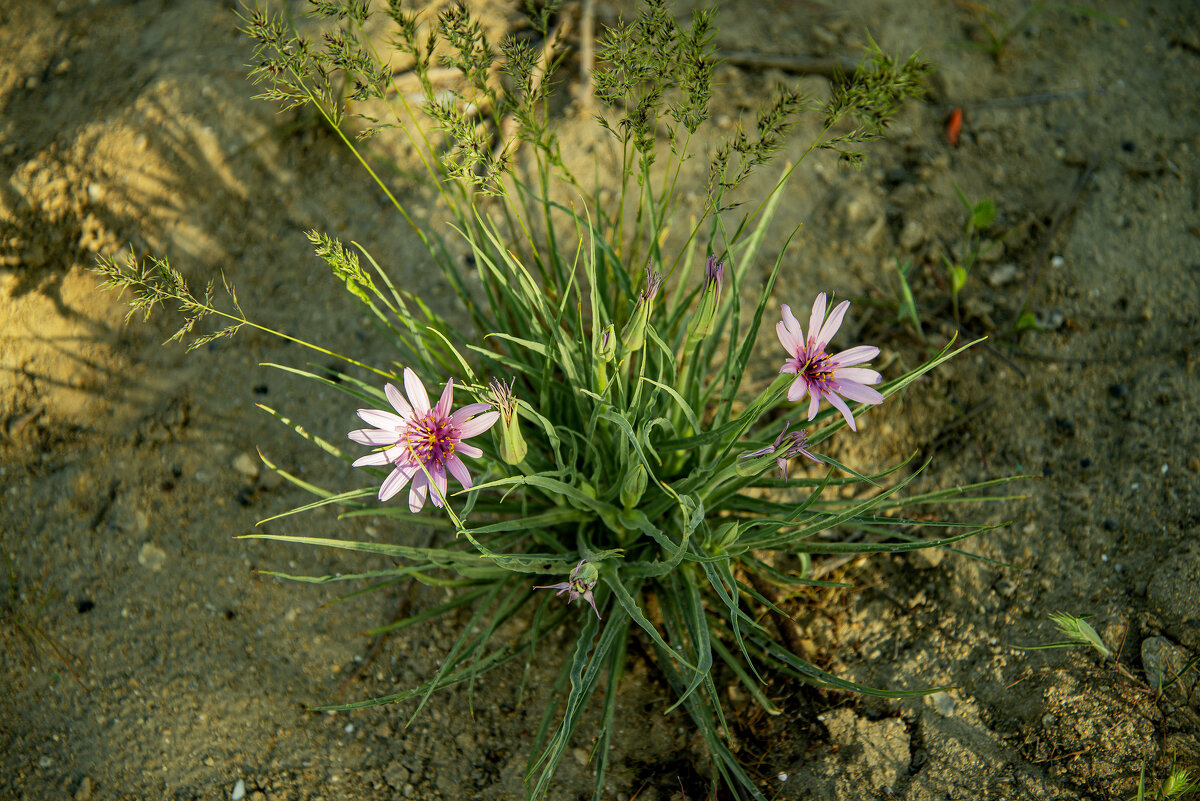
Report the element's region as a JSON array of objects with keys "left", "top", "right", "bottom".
[
  {"left": 404, "top": 368, "right": 430, "bottom": 415},
  {"left": 457, "top": 442, "right": 483, "bottom": 458},
  {"left": 353, "top": 451, "right": 392, "bottom": 467},
  {"left": 835, "top": 367, "right": 882, "bottom": 386},
  {"left": 429, "top": 466, "right": 448, "bottom": 507},
  {"left": 807, "top": 392, "right": 821, "bottom": 421},
  {"left": 816, "top": 300, "right": 850, "bottom": 350},
  {"left": 446, "top": 455, "right": 473, "bottom": 489},
  {"left": 834, "top": 380, "right": 884, "bottom": 405},
  {"left": 829, "top": 345, "right": 879, "bottom": 368},
  {"left": 357, "top": 408, "right": 405, "bottom": 430},
  {"left": 408, "top": 473, "right": 429, "bottom": 512},
  {"left": 449, "top": 403, "right": 493, "bottom": 425},
  {"left": 825, "top": 392, "right": 857, "bottom": 431},
  {"left": 349, "top": 428, "right": 398, "bottom": 446},
  {"left": 807, "top": 293, "right": 827, "bottom": 348},
  {"left": 780, "top": 359, "right": 799, "bottom": 375},
  {"left": 379, "top": 464, "right": 418, "bottom": 501},
  {"left": 778, "top": 306, "right": 804, "bottom": 353},
  {"left": 787, "top": 376, "right": 810, "bottom": 403},
  {"left": 384, "top": 383, "right": 413, "bottom": 419},
  {"left": 435, "top": 378, "right": 454, "bottom": 418},
  {"left": 456, "top": 410, "right": 499, "bottom": 438}
]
